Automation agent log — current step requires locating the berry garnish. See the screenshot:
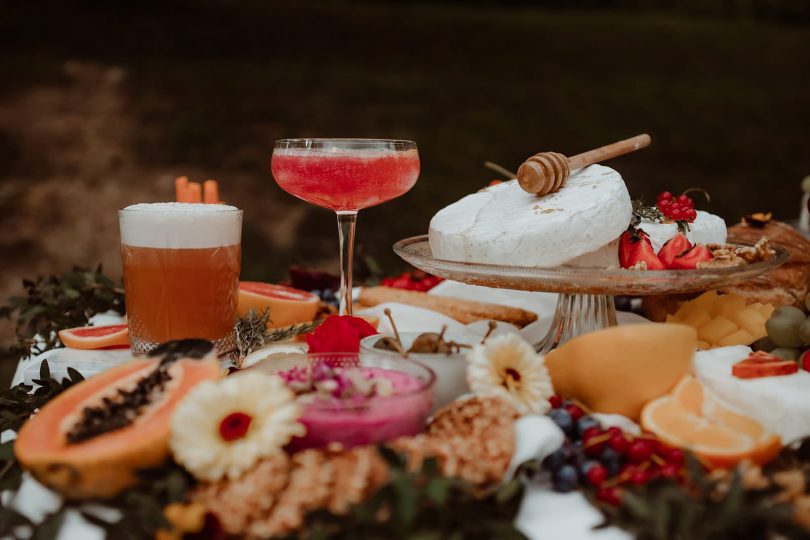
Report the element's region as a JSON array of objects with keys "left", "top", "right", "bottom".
[
  {"left": 596, "top": 487, "right": 621, "bottom": 506},
  {"left": 381, "top": 270, "right": 443, "bottom": 292},
  {"left": 548, "top": 394, "right": 563, "bottom": 409},
  {"left": 655, "top": 188, "right": 710, "bottom": 224},
  {"left": 584, "top": 463, "right": 608, "bottom": 487},
  {"left": 608, "top": 433, "right": 629, "bottom": 453},
  {"left": 565, "top": 403, "right": 584, "bottom": 421},
  {"left": 627, "top": 440, "right": 655, "bottom": 464}
]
